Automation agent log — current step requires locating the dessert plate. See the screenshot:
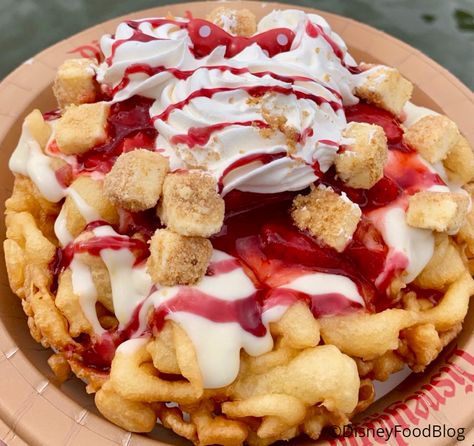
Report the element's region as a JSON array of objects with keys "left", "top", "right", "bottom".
[{"left": 0, "top": 2, "right": 473, "bottom": 446}]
